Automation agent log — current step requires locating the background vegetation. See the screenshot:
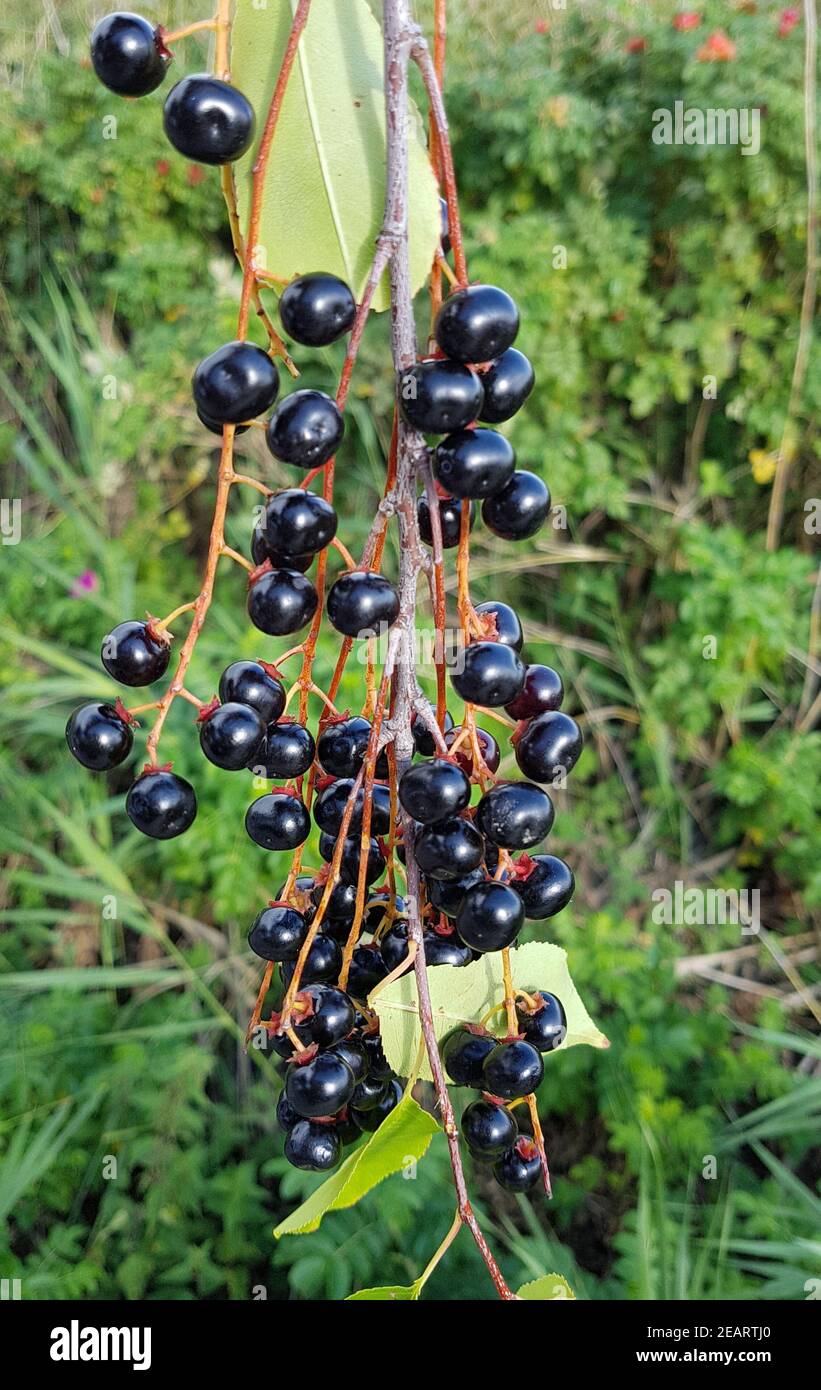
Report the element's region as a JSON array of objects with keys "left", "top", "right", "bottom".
[{"left": 0, "top": 0, "right": 818, "bottom": 1300}]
